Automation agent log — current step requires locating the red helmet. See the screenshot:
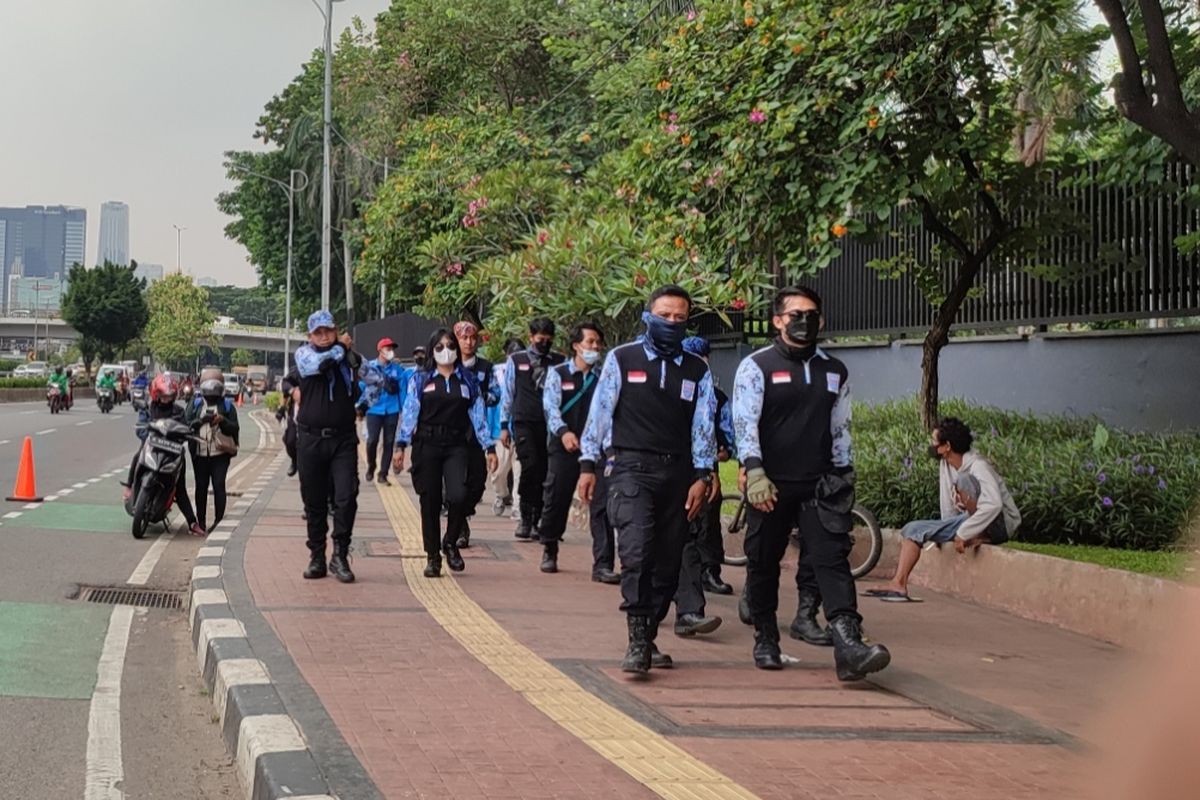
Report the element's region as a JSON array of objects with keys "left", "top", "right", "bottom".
[{"left": 150, "top": 373, "right": 179, "bottom": 405}]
